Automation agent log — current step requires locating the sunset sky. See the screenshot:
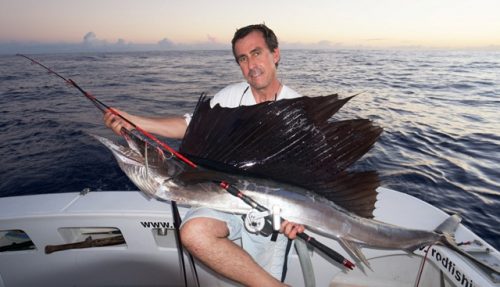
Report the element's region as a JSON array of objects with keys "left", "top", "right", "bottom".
[{"left": 1, "top": 0, "right": 499, "bottom": 53}]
